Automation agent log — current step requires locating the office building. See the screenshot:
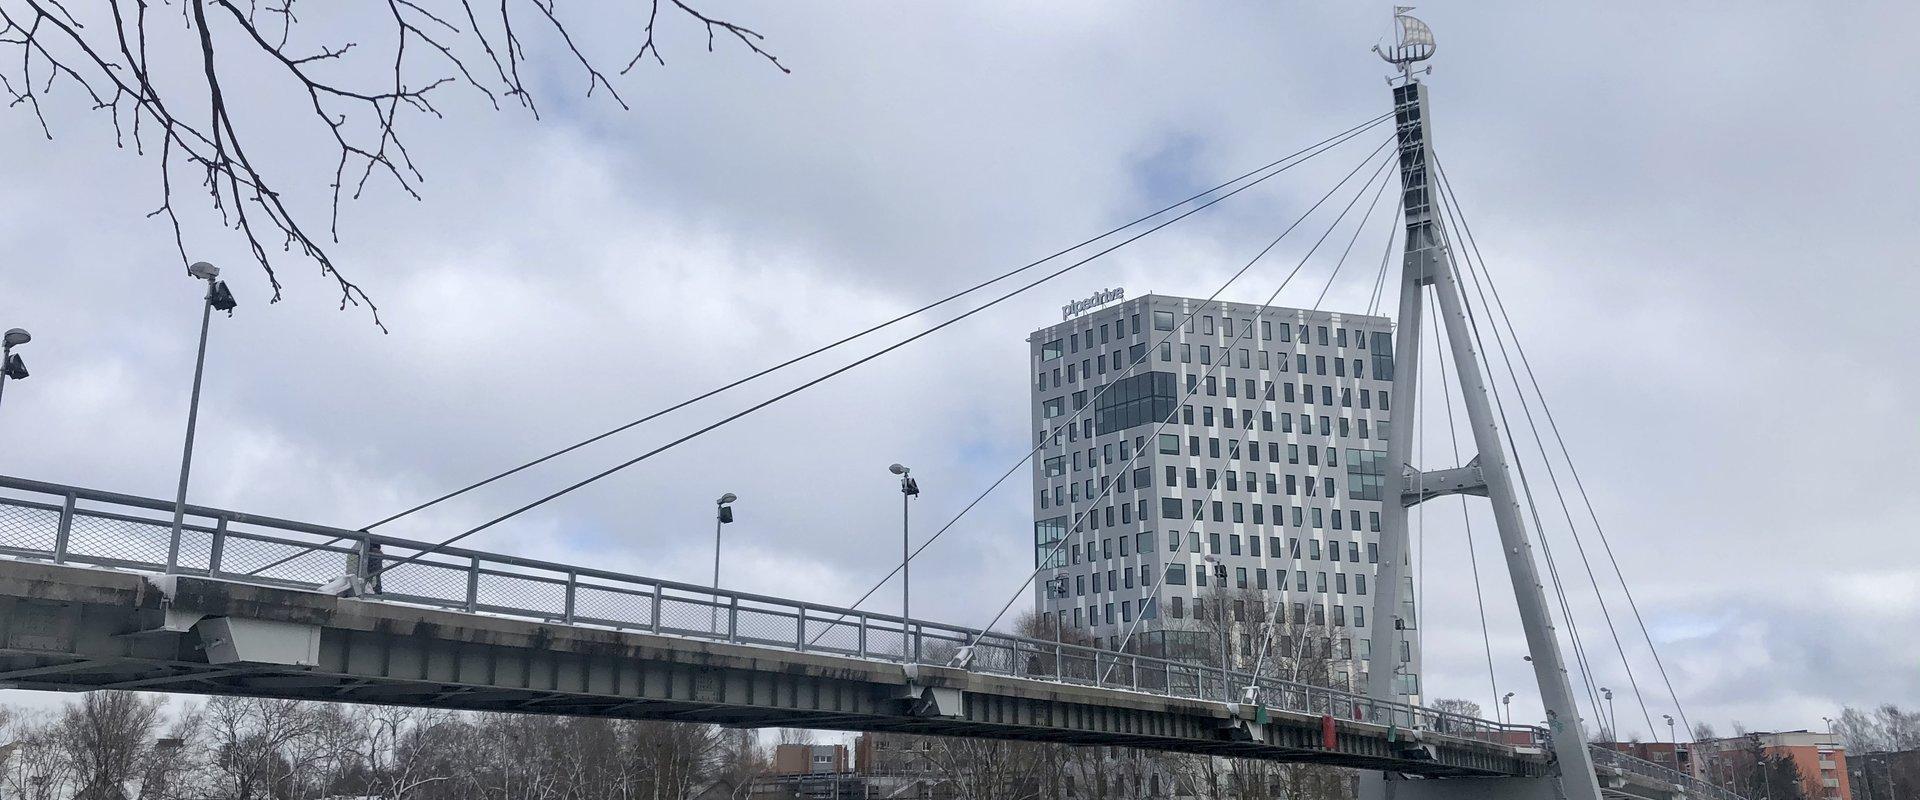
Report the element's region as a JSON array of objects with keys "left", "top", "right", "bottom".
[{"left": 1026, "top": 292, "right": 1419, "bottom": 697}]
